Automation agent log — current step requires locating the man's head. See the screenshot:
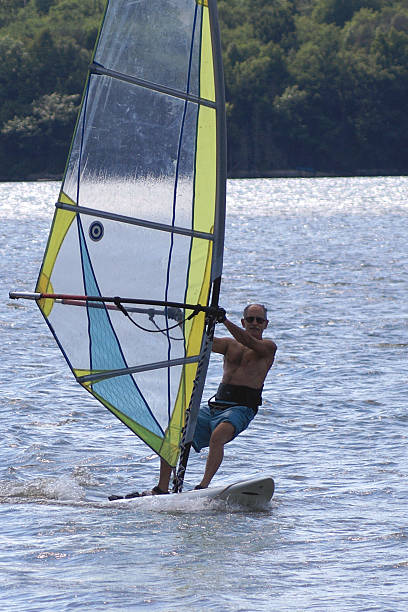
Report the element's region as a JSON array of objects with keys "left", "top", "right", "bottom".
[{"left": 241, "top": 304, "right": 268, "bottom": 338}]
